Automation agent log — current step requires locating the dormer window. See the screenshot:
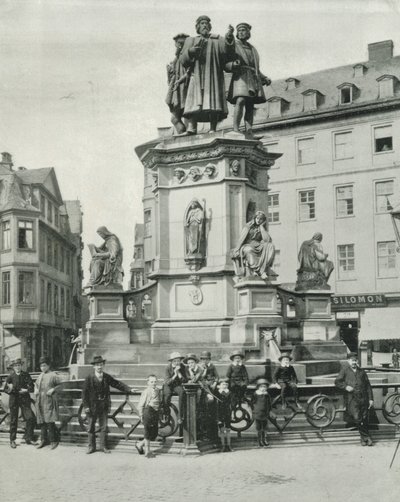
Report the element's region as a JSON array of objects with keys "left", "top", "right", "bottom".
[
  {"left": 301, "top": 89, "right": 324, "bottom": 111},
  {"left": 353, "top": 64, "right": 367, "bottom": 78},
  {"left": 337, "top": 83, "right": 358, "bottom": 105},
  {"left": 285, "top": 77, "right": 300, "bottom": 90},
  {"left": 266, "top": 97, "right": 289, "bottom": 118},
  {"left": 377, "top": 75, "right": 397, "bottom": 98}
]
